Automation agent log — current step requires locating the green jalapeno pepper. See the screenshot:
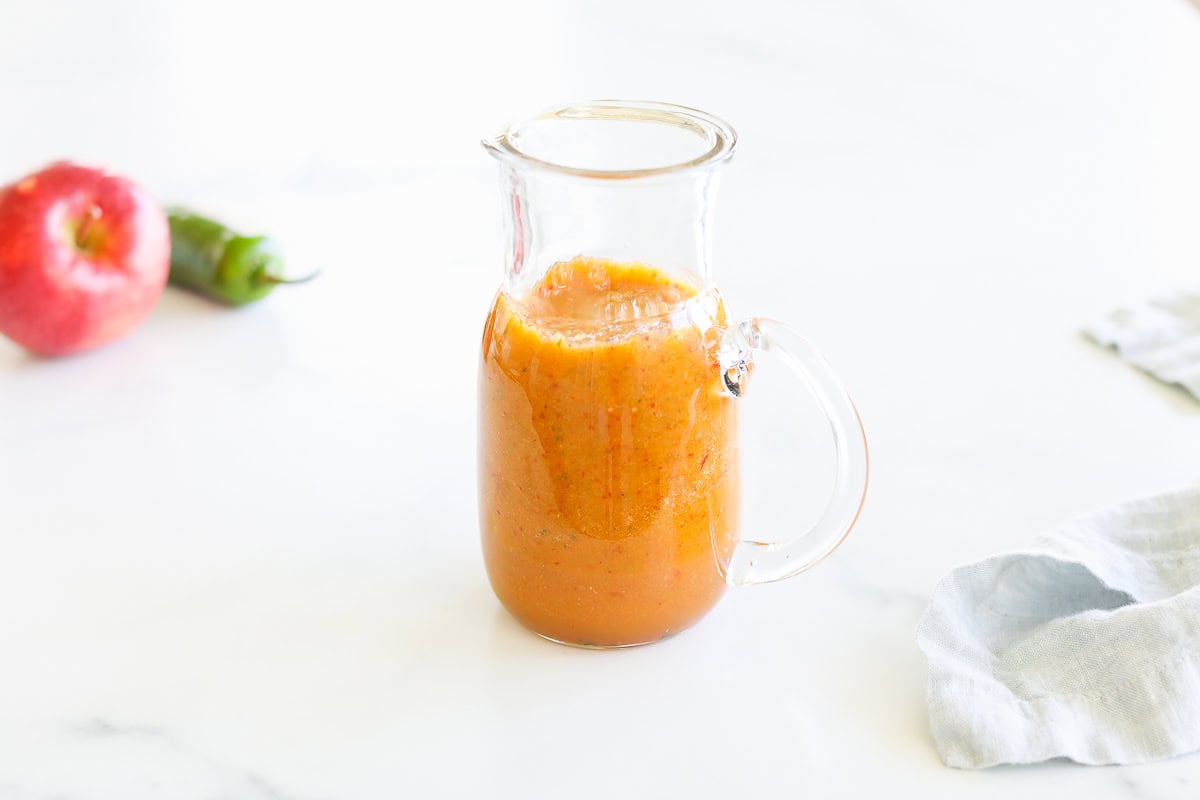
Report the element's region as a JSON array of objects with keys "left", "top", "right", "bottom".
[{"left": 167, "top": 210, "right": 313, "bottom": 306}]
